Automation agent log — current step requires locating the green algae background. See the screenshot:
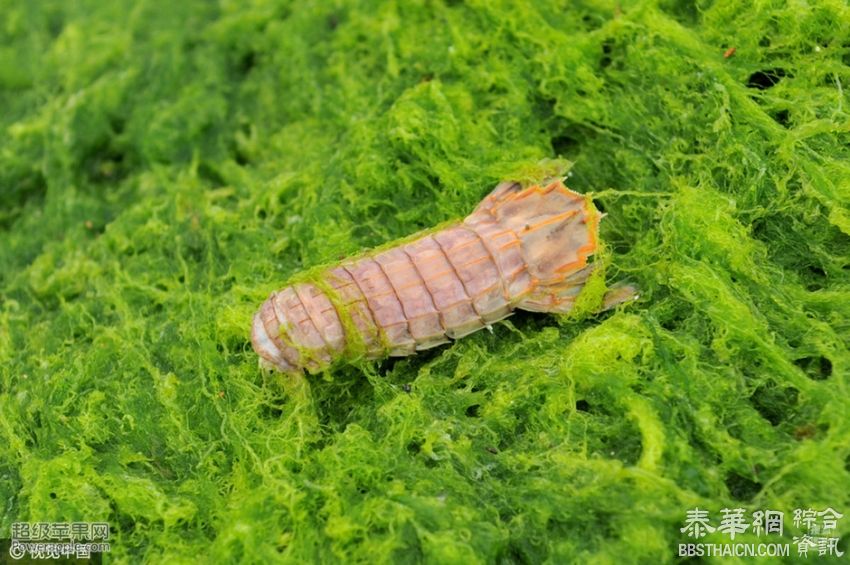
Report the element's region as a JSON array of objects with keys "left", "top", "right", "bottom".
[{"left": 1, "top": 0, "right": 849, "bottom": 562}]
